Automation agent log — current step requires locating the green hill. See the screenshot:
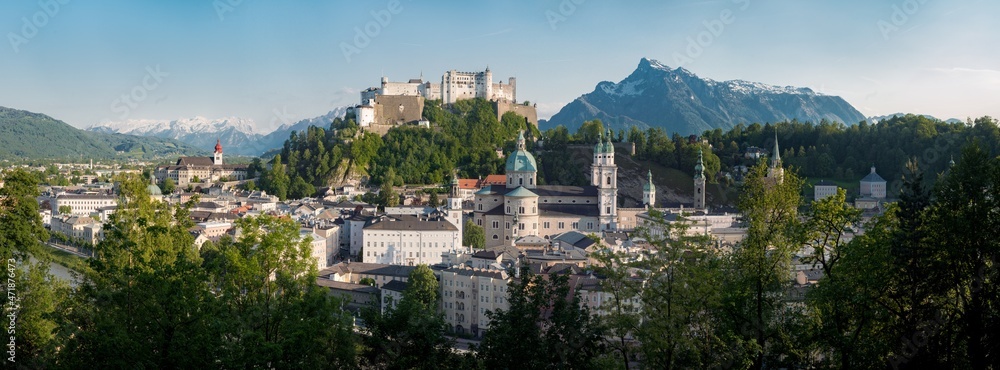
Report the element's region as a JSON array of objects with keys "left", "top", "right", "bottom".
[{"left": 0, "top": 106, "right": 205, "bottom": 160}]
